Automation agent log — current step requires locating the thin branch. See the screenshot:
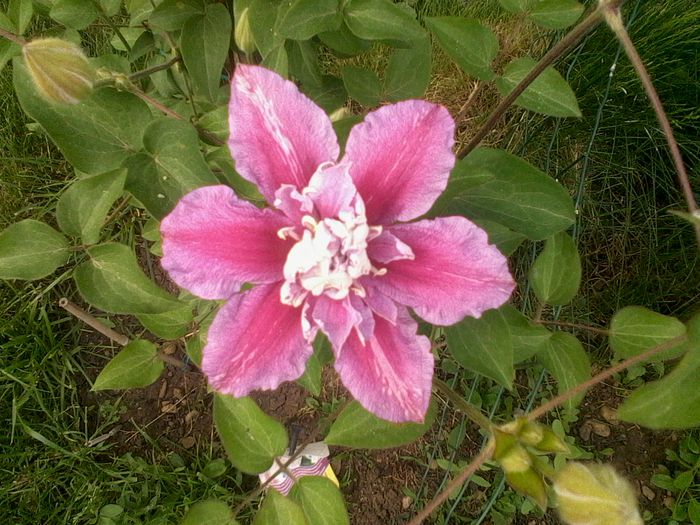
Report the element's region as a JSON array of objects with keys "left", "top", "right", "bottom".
[
  {"left": 537, "top": 320, "right": 610, "bottom": 335},
  {"left": 527, "top": 333, "right": 688, "bottom": 421},
  {"left": 0, "top": 26, "right": 26, "bottom": 46},
  {"left": 90, "top": 0, "right": 132, "bottom": 53},
  {"left": 59, "top": 298, "right": 130, "bottom": 346},
  {"left": 454, "top": 81, "right": 483, "bottom": 126},
  {"left": 406, "top": 440, "right": 495, "bottom": 525},
  {"left": 129, "top": 56, "right": 181, "bottom": 82},
  {"left": 433, "top": 378, "right": 492, "bottom": 431},
  {"left": 602, "top": 6, "right": 700, "bottom": 244}
]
